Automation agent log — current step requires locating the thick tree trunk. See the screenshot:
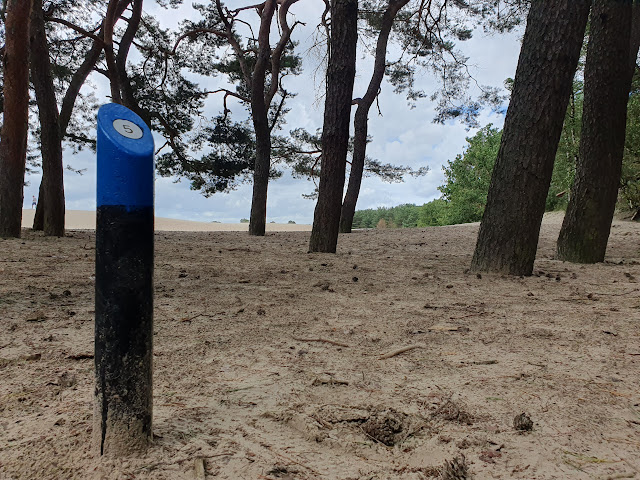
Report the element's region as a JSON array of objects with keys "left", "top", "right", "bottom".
[
  {"left": 249, "top": 117, "right": 271, "bottom": 236},
  {"left": 339, "top": 0, "right": 408, "bottom": 234},
  {"left": 309, "top": 0, "right": 358, "bottom": 252},
  {"left": 30, "top": 0, "right": 65, "bottom": 237},
  {"left": 0, "top": 0, "right": 34, "bottom": 238},
  {"left": 248, "top": 0, "right": 276, "bottom": 236},
  {"left": 557, "top": 0, "right": 637, "bottom": 263},
  {"left": 339, "top": 107, "right": 367, "bottom": 234},
  {"left": 470, "top": 0, "right": 591, "bottom": 275}
]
